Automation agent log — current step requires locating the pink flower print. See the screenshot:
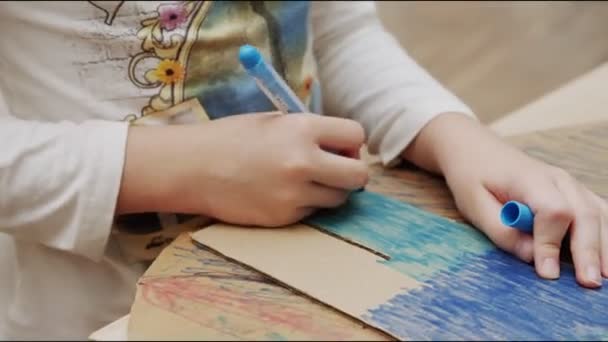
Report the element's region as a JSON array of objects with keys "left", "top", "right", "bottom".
[{"left": 158, "top": 4, "right": 188, "bottom": 31}]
